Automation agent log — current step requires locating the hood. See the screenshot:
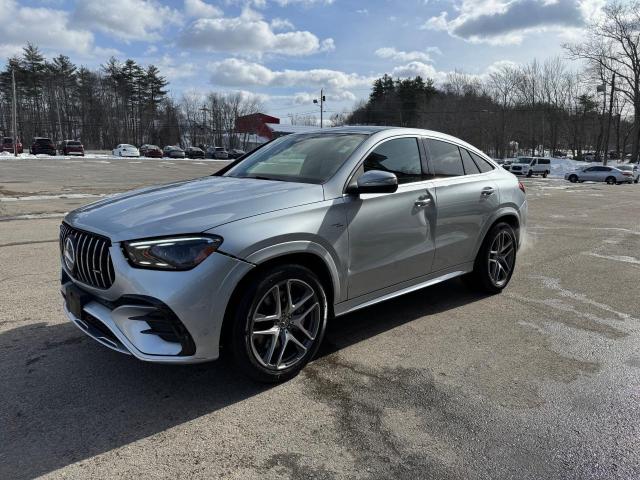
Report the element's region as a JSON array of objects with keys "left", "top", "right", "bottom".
[{"left": 65, "top": 176, "right": 325, "bottom": 242}]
